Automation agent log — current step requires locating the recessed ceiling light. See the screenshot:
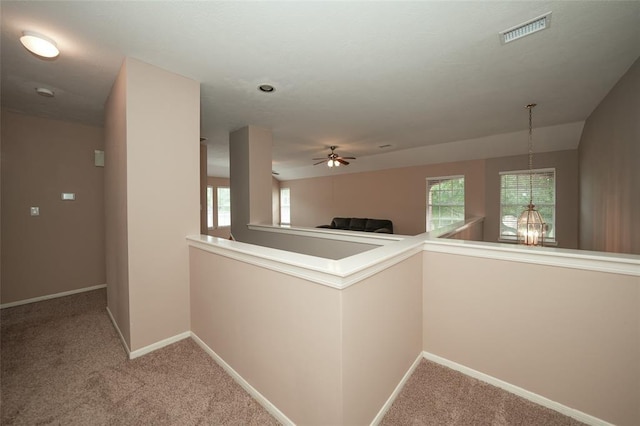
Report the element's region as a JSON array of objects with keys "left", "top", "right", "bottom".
[
  {"left": 35, "top": 87, "right": 55, "bottom": 97},
  {"left": 499, "top": 12, "right": 552, "bottom": 44},
  {"left": 20, "top": 31, "right": 60, "bottom": 58},
  {"left": 258, "top": 84, "right": 275, "bottom": 93}
]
